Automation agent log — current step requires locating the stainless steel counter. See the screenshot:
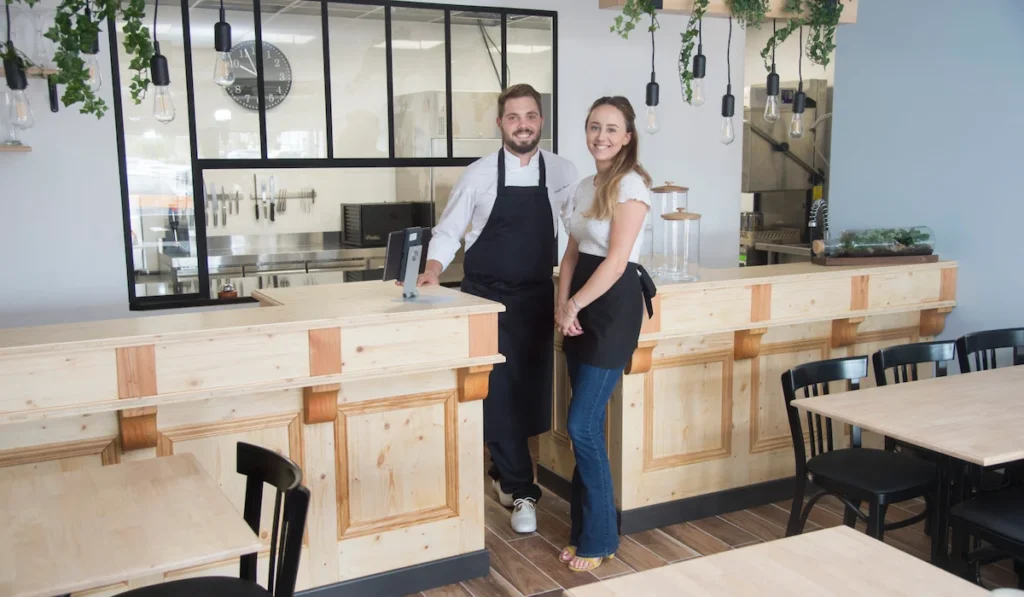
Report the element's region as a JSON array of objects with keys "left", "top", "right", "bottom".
[
  {"left": 158, "top": 233, "right": 385, "bottom": 272},
  {"left": 754, "top": 242, "right": 812, "bottom": 265}
]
